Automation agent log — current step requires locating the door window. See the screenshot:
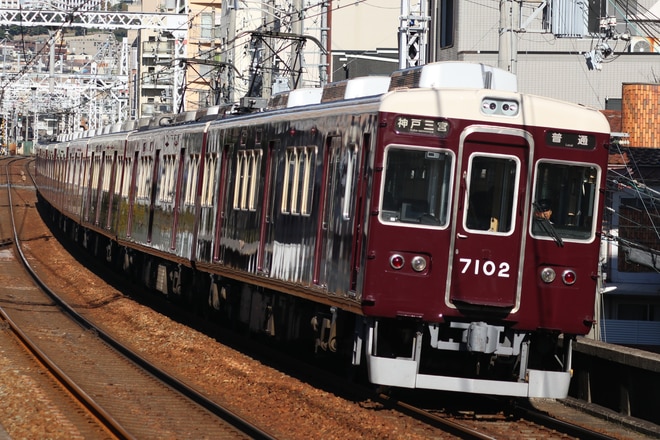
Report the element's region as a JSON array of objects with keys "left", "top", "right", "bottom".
[{"left": 465, "top": 155, "right": 519, "bottom": 233}]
